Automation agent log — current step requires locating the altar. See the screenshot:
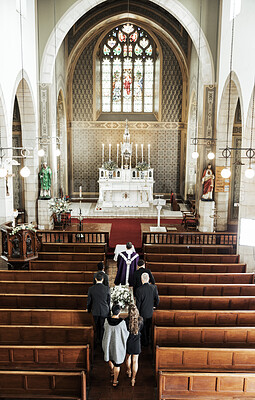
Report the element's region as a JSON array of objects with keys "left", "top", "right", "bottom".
[
  {"left": 97, "top": 120, "right": 154, "bottom": 209},
  {"left": 98, "top": 168, "right": 154, "bottom": 208}
]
